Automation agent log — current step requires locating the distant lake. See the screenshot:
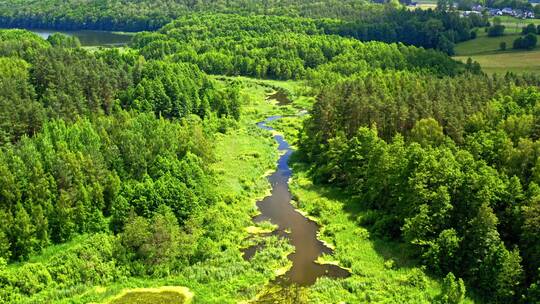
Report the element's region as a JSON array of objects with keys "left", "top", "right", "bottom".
[{"left": 29, "top": 29, "right": 133, "bottom": 47}]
